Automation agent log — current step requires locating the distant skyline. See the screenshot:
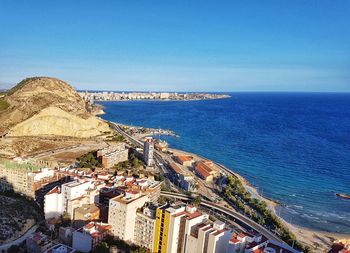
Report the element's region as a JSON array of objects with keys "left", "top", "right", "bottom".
[{"left": 0, "top": 1, "right": 349, "bottom": 92}]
